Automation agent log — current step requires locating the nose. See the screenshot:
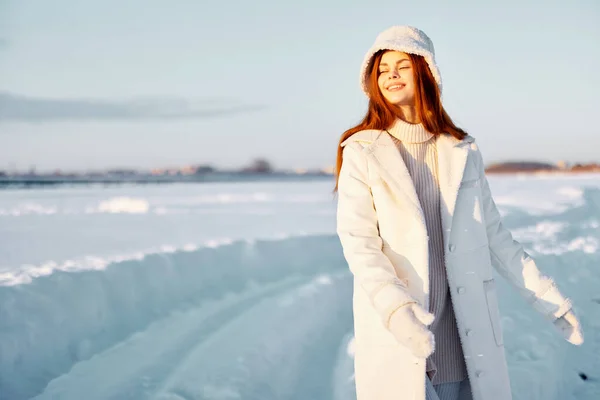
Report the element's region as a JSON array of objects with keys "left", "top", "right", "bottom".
[{"left": 388, "top": 70, "right": 400, "bottom": 79}]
